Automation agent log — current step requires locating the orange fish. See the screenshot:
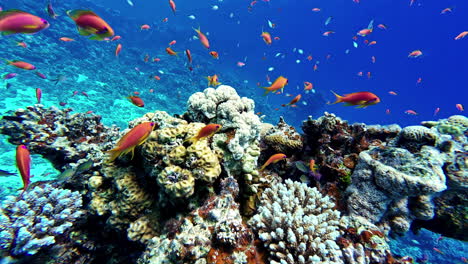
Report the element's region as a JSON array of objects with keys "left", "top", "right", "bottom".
[
  {"left": 185, "top": 49, "right": 192, "bottom": 63},
  {"left": 282, "top": 94, "right": 301, "bottom": 107},
  {"left": 456, "top": 104, "right": 464, "bottom": 111},
  {"left": 434, "top": 107, "right": 440, "bottom": 116},
  {"left": 386, "top": 109, "right": 391, "bottom": 115},
  {"left": 67, "top": 9, "right": 114, "bottom": 40},
  {"left": 168, "top": 40, "right": 176, "bottom": 45},
  {"left": 207, "top": 74, "right": 221, "bottom": 87},
  {"left": 307, "top": 55, "right": 313, "bottom": 61},
  {"left": 309, "top": 159, "right": 317, "bottom": 173},
  {"left": 322, "top": 31, "right": 334, "bottom": 36},
  {"left": 433, "top": 248, "right": 444, "bottom": 255},
  {"left": 169, "top": 0, "right": 176, "bottom": 15},
  {"left": 127, "top": 95, "right": 144, "bottom": 107},
  {"left": 115, "top": 43, "right": 122, "bottom": 57},
  {"left": 16, "top": 41, "right": 27, "bottom": 48},
  {"left": 6, "top": 60, "right": 36, "bottom": 70},
  {"left": 368, "top": 40, "right": 377, "bottom": 46},
  {"left": 144, "top": 54, "right": 150, "bottom": 62},
  {"left": 260, "top": 153, "right": 287, "bottom": 171},
  {"left": 405, "top": 110, "right": 418, "bottom": 115},
  {"left": 408, "top": 50, "right": 423, "bottom": 58},
  {"left": 312, "top": 8, "right": 321, "bottom": 12},
  {"left": 187, "top": 124, "right": 222, "bottom": 143},
  {"left": 357, "top": 28, "right": 372, "bottom": 37},
  {"left": 153, "top": 75, "right": 161, "bottom": 80},
  {"left": 455, "top": 31, "right": 468, "bottom": 40},
  {"left": 262, "top": 76, "right": 288, "bottom": 95},
  {"left": 304, "top": 82, "right": 313, "bottom": 90},
  {"left": 16, "top": 145, "right": 31, "bottom": 192},
  {"left": 261, "top": 31, "right": 272, "bottom": 45},
  {"left": 153, "top": 57, "right": 161, "bottom": 62},
  {"left": 140, "top": 24, "right": 150, "bottom": 30},
  {"left": 367, "top": 71, "right": 371, "bottom": 79},
  {"left": 106, "top": 122, "right": 156, "bottom": 162},
  {"left": 330, "top": 91, "right": 380, "bottom": 108},
  {"left": 417, "top": 77, "right": 422, "bottom": 84},
  {"left": 209, "top": 51, "right": 219, "bottom": 59},
  {"left": 59, "top": 37, "right": 75, "bottom": 41},
  {"left": 377, "top": 24, "right": 387, "bottom": 30},
  {"left": 111, "top": 35, "right": 121, "bottom": 41},
  {"left": 166, "top": 47, "right": 178, "bottom": 56},
  {"left": 440, "top": 7, "right": 452, "bottom": 14},
  {"left": 194, "top": 27, "right": 210, "bottom": 49},
  {"left": 388, "top": 91, "right": 397, "bottom": 95},
  {"left": 313, "top": 64, "right": 318, "bottom": 71},
  {"left": 274, "top": 36, "right": 280, "bottom": 40},
  {"left": 0, "top": 9, "right": 49, "bottom": 35},
  {"left": 162, "top": 17, "right": 168, "bottom": 22},
  {"left": 36, "top": 88, "right": 42, "bottom": 104}
]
